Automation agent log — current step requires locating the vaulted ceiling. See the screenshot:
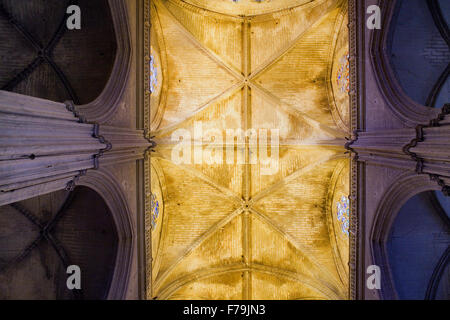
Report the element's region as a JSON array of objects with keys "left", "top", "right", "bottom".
[
  {"left": 147, "top": 0, "right": 350, "bottom": 300},
  {"left": 0, "top": 0, "right": 116, "bottom": 104}
]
